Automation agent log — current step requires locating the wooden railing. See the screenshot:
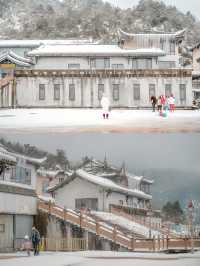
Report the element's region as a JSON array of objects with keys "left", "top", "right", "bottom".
[
  {"left": 0, "top": 75, "right": 14, "bottom": 88},
  {"left": 38, "top": 199, "right": 133, "bottom": 249},
  {"left": 40, "top": 238, "right": 87, "bottom": 251},
  {"left": 38, "top": 200, "right": 200, "bottom": 251},
  {"left": 110, "top": 205, "right": 178, "bottom": 238}
]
